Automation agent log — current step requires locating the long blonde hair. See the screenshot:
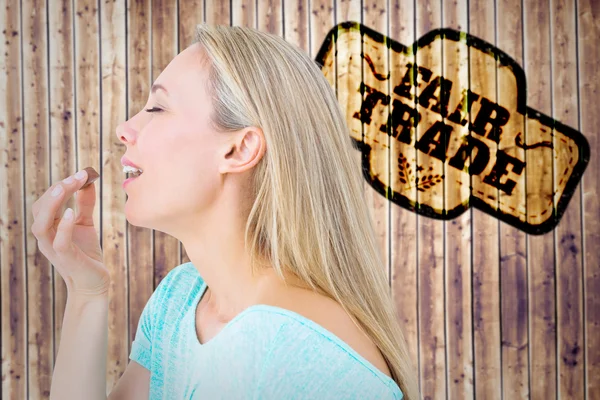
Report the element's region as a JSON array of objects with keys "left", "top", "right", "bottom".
[{"left": 194, "top": 23, "right": 420, "bottom": 399}]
